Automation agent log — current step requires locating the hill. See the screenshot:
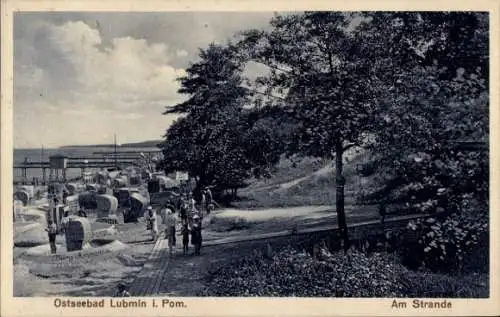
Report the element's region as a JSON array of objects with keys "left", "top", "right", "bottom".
[
  {"left": 232, "top": 147, "right": 373, "bottom": 209},
  {"left": 59, "top": 139, "right": 162, "bottom": 149},
  {"left": 121, "top": 140, "right": 163, "bottom": 148}
]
